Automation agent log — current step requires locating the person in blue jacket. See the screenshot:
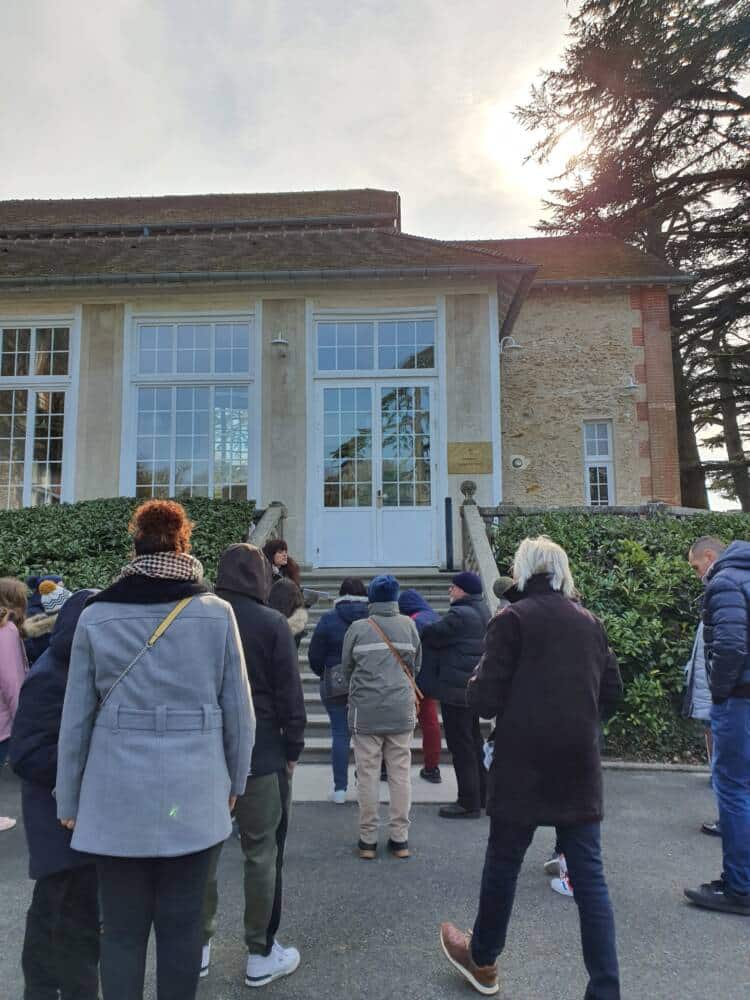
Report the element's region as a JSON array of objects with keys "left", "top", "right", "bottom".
[
  {"left": 9, "top": 589, "right": 101, "bottom": 999},
  {"left": 308, "top": 577, "right": 369, "bottom": 802}
]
